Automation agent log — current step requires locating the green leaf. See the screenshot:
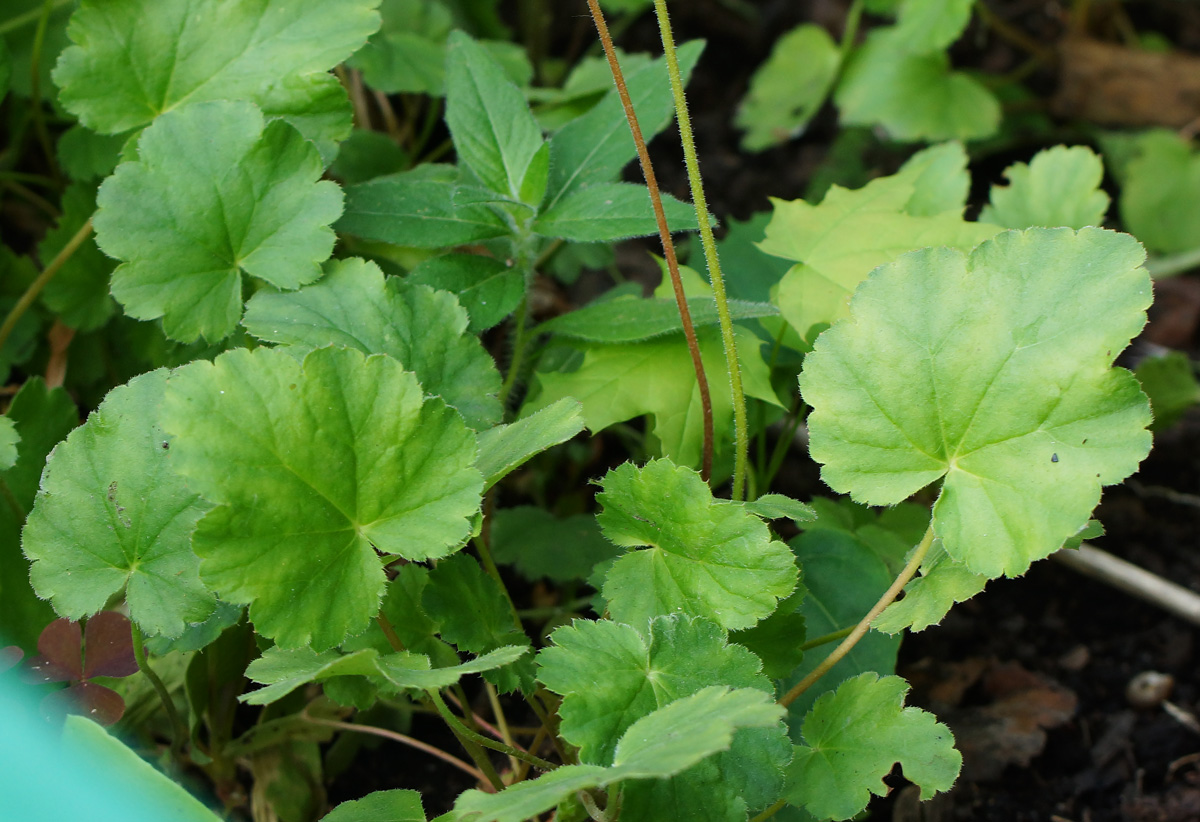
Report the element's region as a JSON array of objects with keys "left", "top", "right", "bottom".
[
  {"left": 0, "top": 380, "right": 76, "bottom": 652},
  {"left": 0, "top": 38, "right": 10, "bottom": 104},
  {"left": 56, "top": 125, "right": 127, "bottom": 183},
  {"left": 244, "top": 647, "right": 384, "bottom": 705},
  {"left": 896, "top": 141, "right": 972, "bottom": 217},
  {"left": 761, "top": 155, "right": 999, "bottom": 343},
  {"left": 1, "top": 1, "right": 72, "bottom": 100},
  {"left": 38, "top": 182, "right": 115, "bottom": 331},
  {"left": 329, "top": 130, "right": 409, "bottom": 186},
  {"left": 54, "top": 0, "right": 380, "bottom": 138},
  {"left": 597, "top": 460, "right": 798, "bottom": 631},
  {"left": 527, "top": 326, "right": 780, "bottom": 468},
  {"left": 1119, "top": 129, "right": 1200, "bottom": 254},
  {"left": 736, "top": 25, "right": 839, "bottom": 152},
  {"left": 491, "top": 507, "right": 621, "bottom": 584},
  {"left": 445, "top": 30, "right": 543, "bottom": 197},
  {"left": 787, "top": 673, "right": 960, "bottom": 820},
  {"left": 537, "top": 295, "right": 778, "bottom": 344},
  {"left": 0, "top": 418, "right": 16, "bottom": 470},
  {"left": 799, "top": 228, "right": 1153, "bottom": 578},
  {"left": 342, "top": 564, "right": 460, "bottom": 668},
  {"left": 688, "top": 212, "right": 793, "bottom": 303},
  {"left": 532, "top": 182, "right": 700, "bottom": 242},
  {"left": 374, "top": 645, "right": 529, "bottom": 691},
  {"left": 475, "top": 398, "right": 585, "bottom": 490},
  {"left": 256, "top": 72, "right": 356, "bottom": 165},
  {"left": 23, "top": 370, "right": 215, "bottom": 638},
  {"left": 162, "top": 346, "right": 482, "bottom": 650},
  {"left": 243, "top": 257, "right": 502, "bottom": 429},
  {"left": 338, "top": 168, "right": 511, "bottom": 248},
  {"left": 408, "top": 253, "right": 524, "bottom": 333},
  {"left": 95, "top": 100, "right": 343, "bottom": 342},
  {"left": 892, "top": 0, "right": 974, "bottom": 53},
  {"left": 979, "top": 145, "right": 1109, "bottom": 230},
  {"left": 741, "top": 494, "right": 817, "bottom": 524},
  {"left": 835, "top": 30, "right": 1000, "bottom": 142},
  {"left": 323, "top": 790, "right": 426, "bottom": 822},
  {"left": 730, "top": 585, "right": 807, "bottom": 680},
  {"left": 1136, "top": 351, "right": 1200, "bottom": 431},
  {"left": 349, "top": 0, "right": 453, "bottom": 94},
  {"left": 545, "top": 41, "right": 702, "bottom": 209},
  {"left": 873, "top": 539, "right": 986, "bottom": 634}
]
